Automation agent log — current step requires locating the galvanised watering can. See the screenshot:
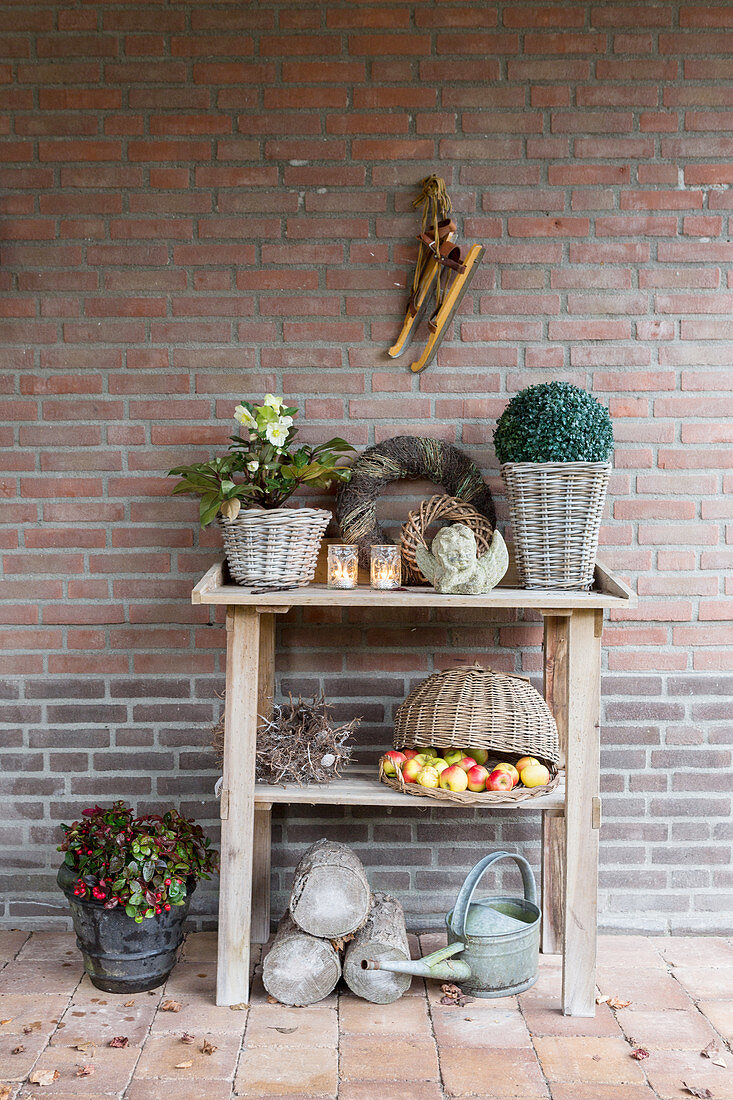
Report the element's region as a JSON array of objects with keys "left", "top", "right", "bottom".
[{"left": 363, "top": 851, "right": 541, "bottom": 998}]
